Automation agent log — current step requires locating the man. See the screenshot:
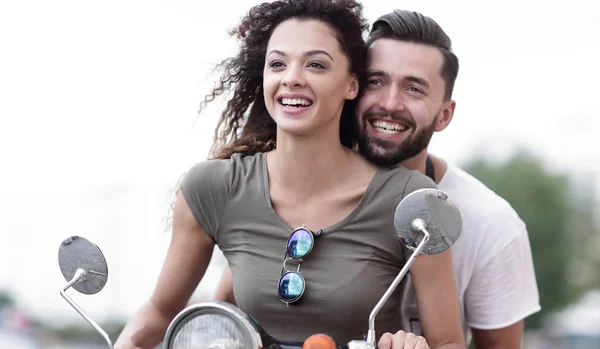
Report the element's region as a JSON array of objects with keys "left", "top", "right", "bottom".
[
  {"left": 355, "top": 10, "right": 540, "bottom": 348},
  {"left": 214, "top": 9, "right": 540, "bottom": 349}
]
